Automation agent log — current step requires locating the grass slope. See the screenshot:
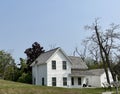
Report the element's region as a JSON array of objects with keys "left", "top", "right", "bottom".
[{"left": 0, "top": 79, "right": 118, "bottom": 94}]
